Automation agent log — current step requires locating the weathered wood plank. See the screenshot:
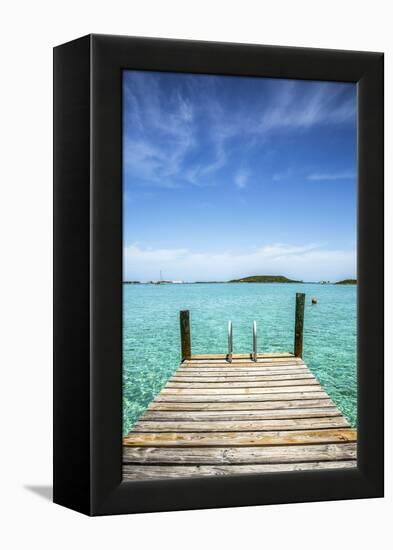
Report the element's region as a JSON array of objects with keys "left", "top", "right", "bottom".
[
  {"left": 166, "top": 379, "right": 319, "bottom": 389},
  {"left": 176, "top": 368, "right": 310, "bottom": 376},
  {"left": 172, "top": 373, "right": 313, "bottom": 381},
  {"left": 133, "top": 417, "right": 349, "bottom": 432},
  {"left": 123, "top": 442, "right": 357, "bottom": 464},
  {"left": 160, "top": 384, "right": 324, "bottom": 395},
  {"left": 190, "top": 352, "right": 294, "bottom": 360},
  {"left": 148, "top": 398, "right": 334, "bottom": 411},
  {"left": 123, "top": 349, "right": 357, "bottom": 481},
  {"left": 183, "top": 359, "right": 303, "bottom": 364},
  {"left": 185, "top": 366, "right": 304, "bottom": 370},
  {"left": 123, "top": 460, "right": 357, "bottom": 480},
  {"left": 155, "top": 391, "right": 328, "bottom": 403},
  {"left": 141, "top": 407, "right": 341, "bottom": 421},
  {"left": 123, "top": 428, "right": 356, "bottom": 447},
  {"left": 184, "top": 360, "right": 303, "bottom": 366}
]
